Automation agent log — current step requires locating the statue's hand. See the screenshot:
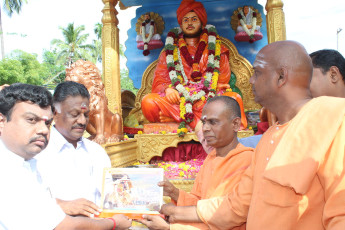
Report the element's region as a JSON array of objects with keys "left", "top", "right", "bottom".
[{"left": 165, "top": 88, "right": 180, "bottom": 105}]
